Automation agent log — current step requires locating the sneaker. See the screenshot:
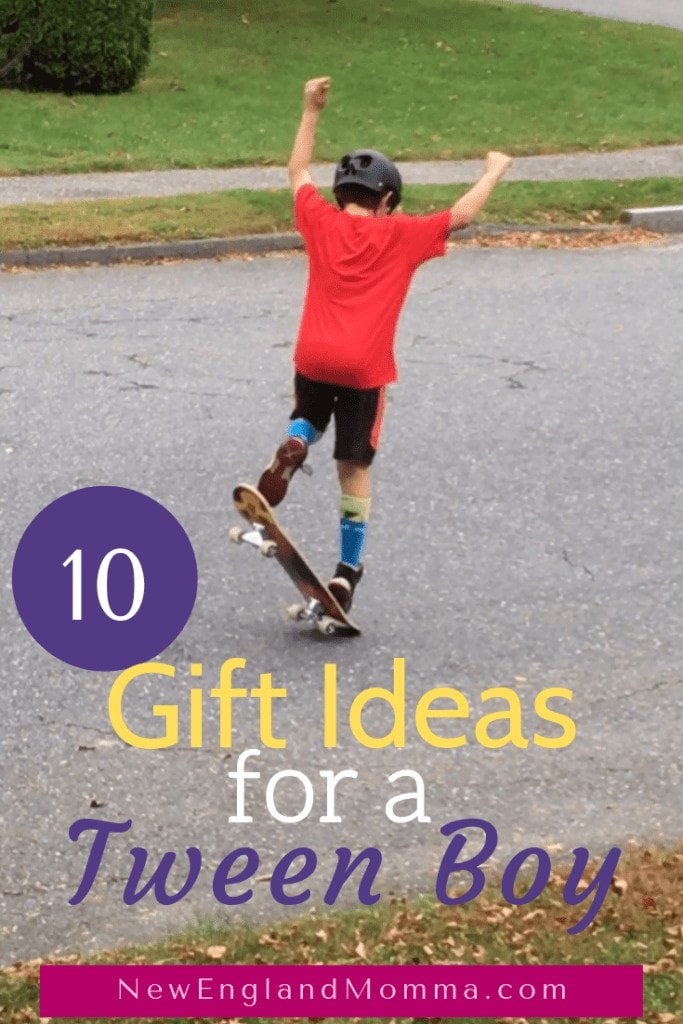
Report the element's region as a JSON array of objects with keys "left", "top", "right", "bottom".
[
  {"left": 258, "top": 436, "right": 308, "bottom": 507},
  {"left": 328, "top": 562, "right": 364, "bottom": 613}
]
